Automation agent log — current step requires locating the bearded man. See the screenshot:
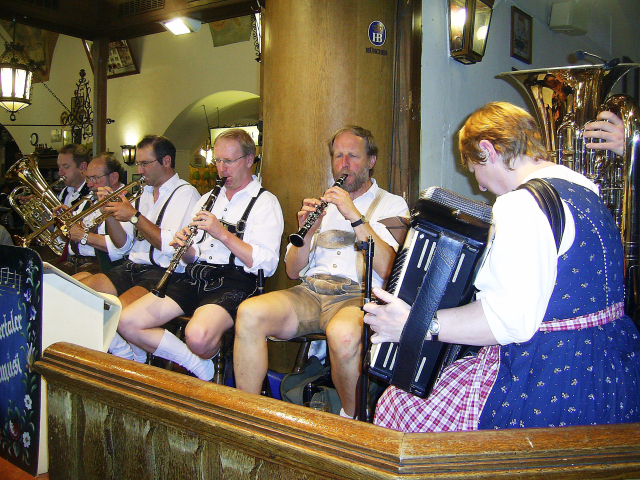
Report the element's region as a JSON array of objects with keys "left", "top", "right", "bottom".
[{"left": 233, "top": 125, "right": 408, "bottom": 418}]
